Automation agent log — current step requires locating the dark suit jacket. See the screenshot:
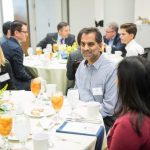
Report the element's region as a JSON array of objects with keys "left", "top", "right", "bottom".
[
  {"left": 1, "top": 37, "right": 32, "bottom": 90},
  {"left": 0, "top": 60, "right": 15, "bottom": 90},
  {"left": 37, "top": 32, "right": 76, "bottom": 50},
  {"left": 104, "top": 33, "right": 126, "bottom": 56},
  {"left": 67, "top": 49, "right": 83, "bottom": 81}
]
